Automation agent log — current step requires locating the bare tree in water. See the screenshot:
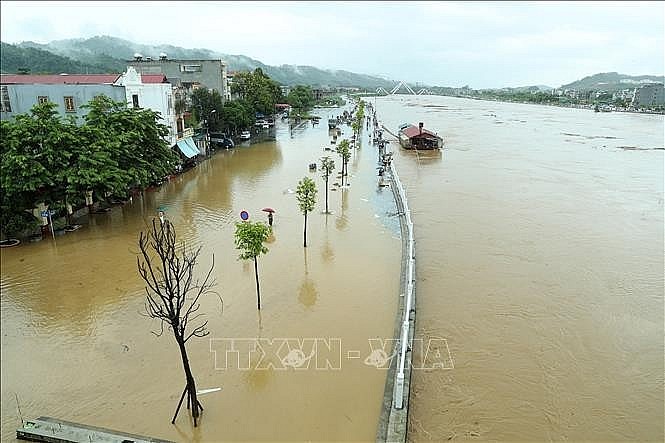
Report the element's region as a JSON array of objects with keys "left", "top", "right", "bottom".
[{"left": 137, "top": 219, "right": 216, "bottom": 427}]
